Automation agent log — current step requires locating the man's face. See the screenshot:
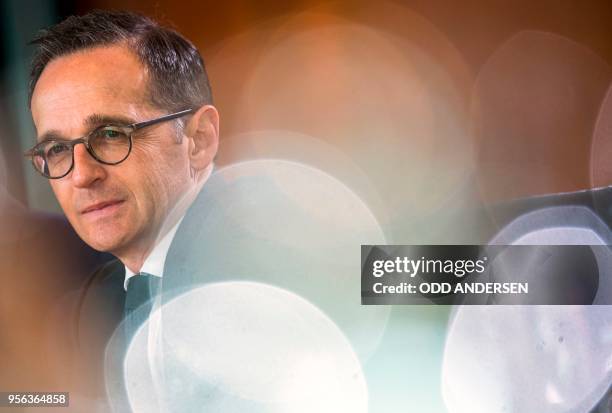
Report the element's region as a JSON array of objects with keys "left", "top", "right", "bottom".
[{"left": 31, "top": 45, "right": 193, "bottom": 256}]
